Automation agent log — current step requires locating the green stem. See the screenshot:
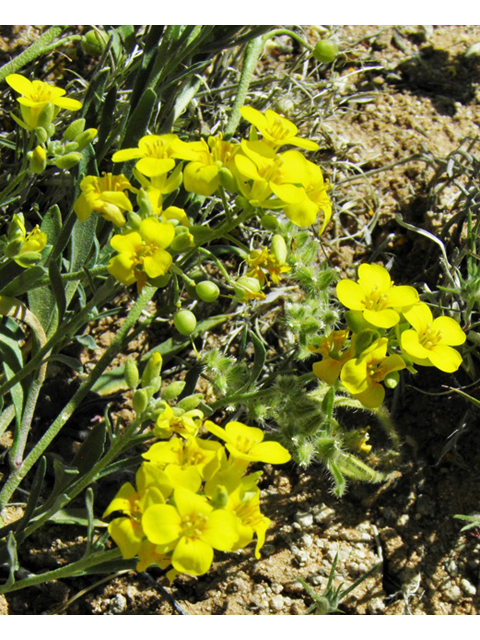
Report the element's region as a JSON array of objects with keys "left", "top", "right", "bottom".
[
  {"left": 0, "top": 548, "right": 123, "bottom": 594},
  {"left": 27, "top": 265, "right": 110, "bottom": 292},
  {"left": 0, "top": 26, "right": 68, "bottom": 83},
  {"left": 0, "top": 285, "right": 158, "bottom": 512},
  {"left": 224, "top": 36, "right": 266, "bottom": 139}
]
